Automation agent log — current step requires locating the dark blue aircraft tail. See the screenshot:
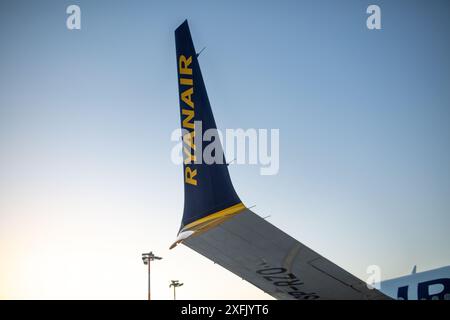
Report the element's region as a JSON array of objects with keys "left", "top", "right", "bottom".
[{"left": 171, "top": 20, "right": 244, "bottom": 248}]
